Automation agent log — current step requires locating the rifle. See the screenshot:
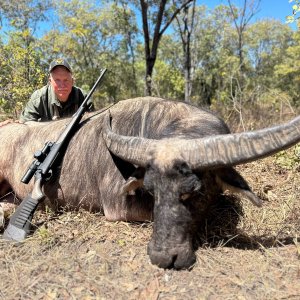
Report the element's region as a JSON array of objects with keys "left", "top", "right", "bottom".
[{"left": 3, "top": 68, "right": 107, "bottom": 242}]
